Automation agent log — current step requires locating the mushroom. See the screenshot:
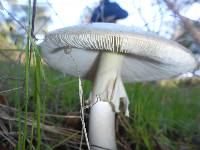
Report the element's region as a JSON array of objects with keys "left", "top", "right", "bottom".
[{"left": 40, "top": 23, "right": 197, "bottom": 150}]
